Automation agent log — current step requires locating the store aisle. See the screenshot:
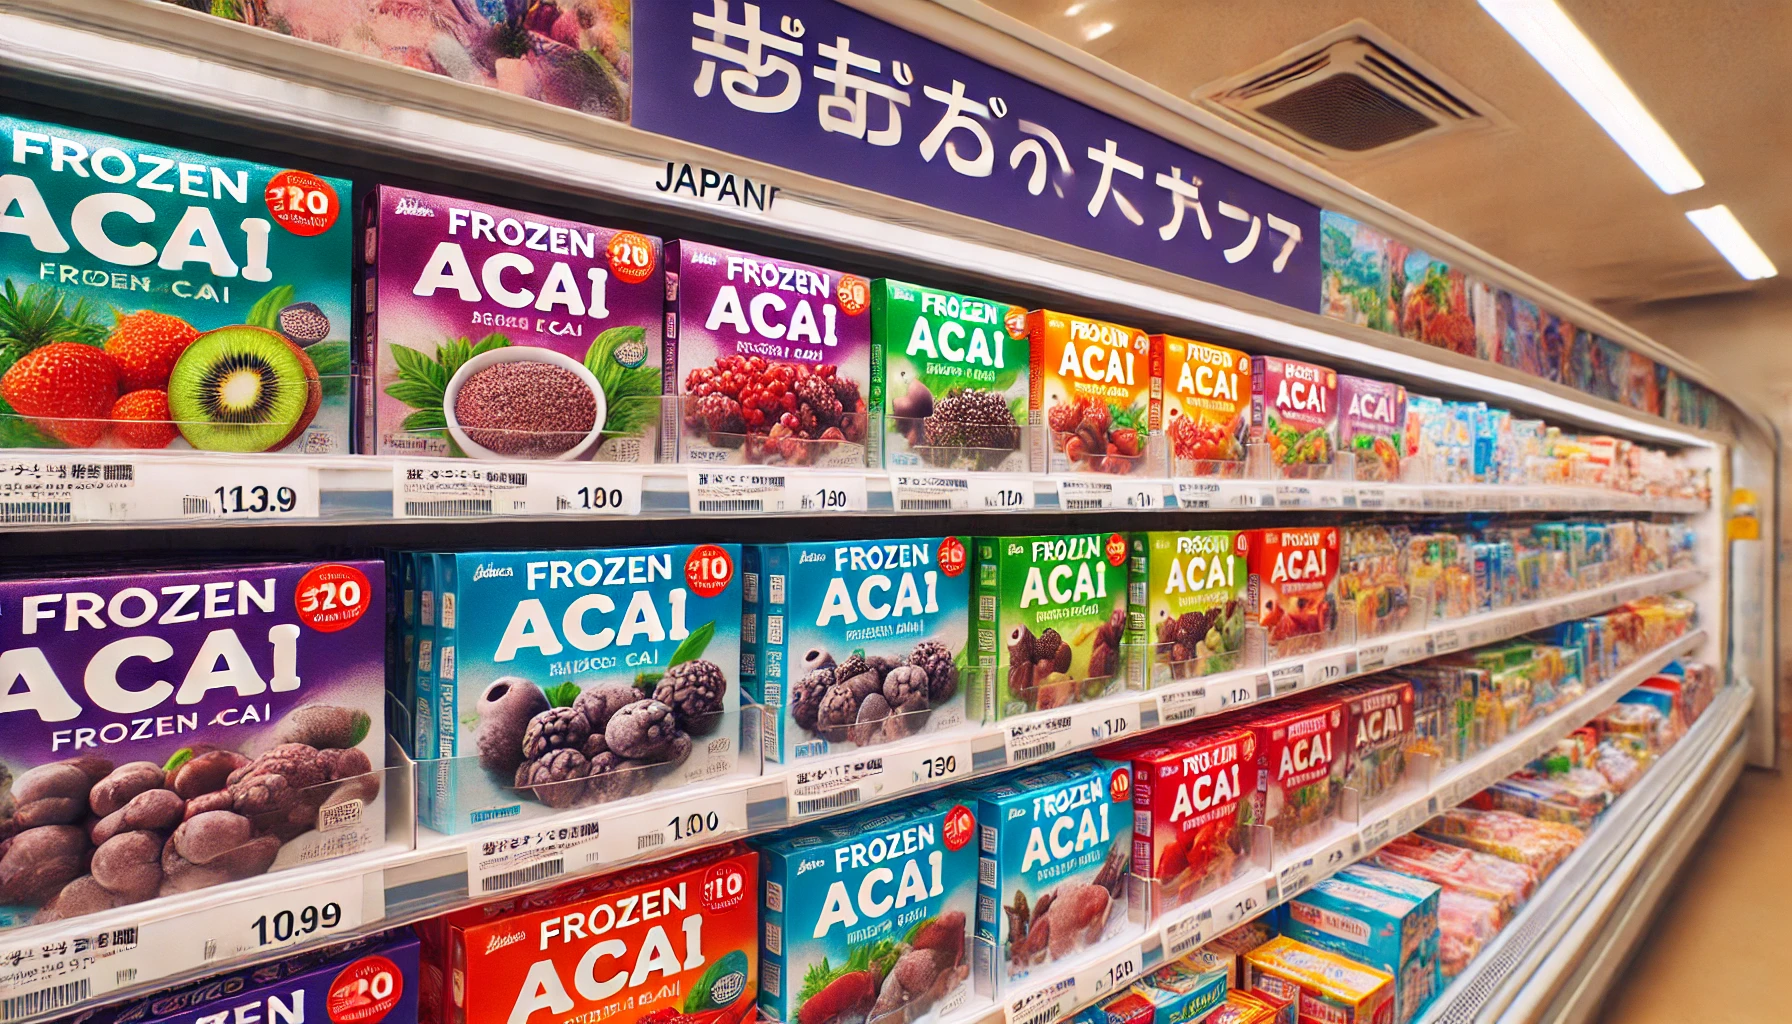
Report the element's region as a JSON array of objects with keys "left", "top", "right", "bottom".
[{"left": 1600, "top": 764, "right": 1792, "bottom": 1022}]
